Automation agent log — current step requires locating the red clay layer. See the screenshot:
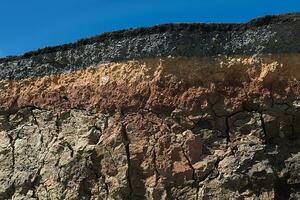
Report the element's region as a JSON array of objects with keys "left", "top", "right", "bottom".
[{"left": 0, "top": 55, "right": 299, "bottom": 114}]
